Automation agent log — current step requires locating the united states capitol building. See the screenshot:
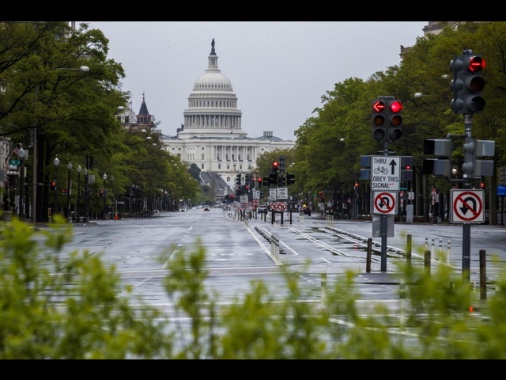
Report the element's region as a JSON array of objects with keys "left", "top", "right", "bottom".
[{"left": 118, "top": 39, "right": 295, "bottom": 196}]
